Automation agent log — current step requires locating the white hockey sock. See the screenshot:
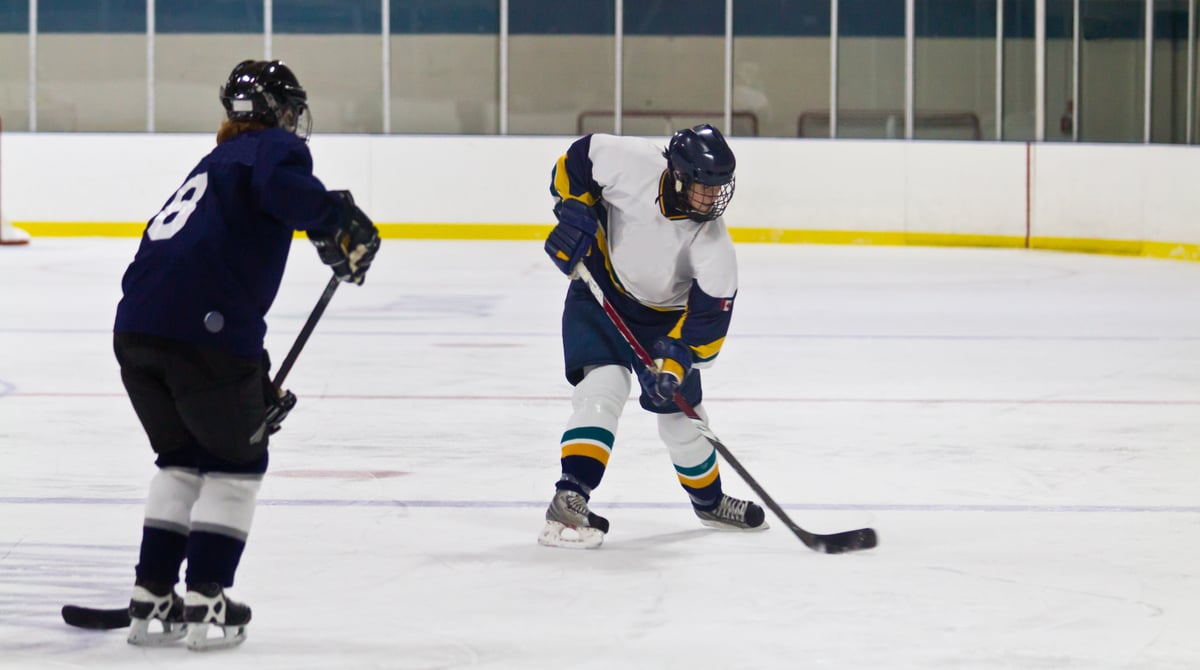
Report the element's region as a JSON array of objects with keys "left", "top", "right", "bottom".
[
  {"left": 658, "top": 405, "right": 722, "bottom": 506},
  {"left": 144, "top": 467, "right": 202, "bottom": 535},
  {"left": 558, "top": 365, "right": 631, "bottom": 493},
  {"left": 189, "top": 474, "right": 263, "bottom": 542}
]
